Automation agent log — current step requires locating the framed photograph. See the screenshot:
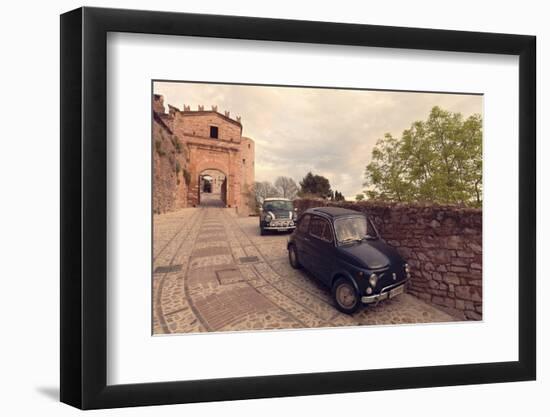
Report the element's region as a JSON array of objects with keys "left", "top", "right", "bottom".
[{"left": 60, "top": 6, "right": 536, "bottom": 409}]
